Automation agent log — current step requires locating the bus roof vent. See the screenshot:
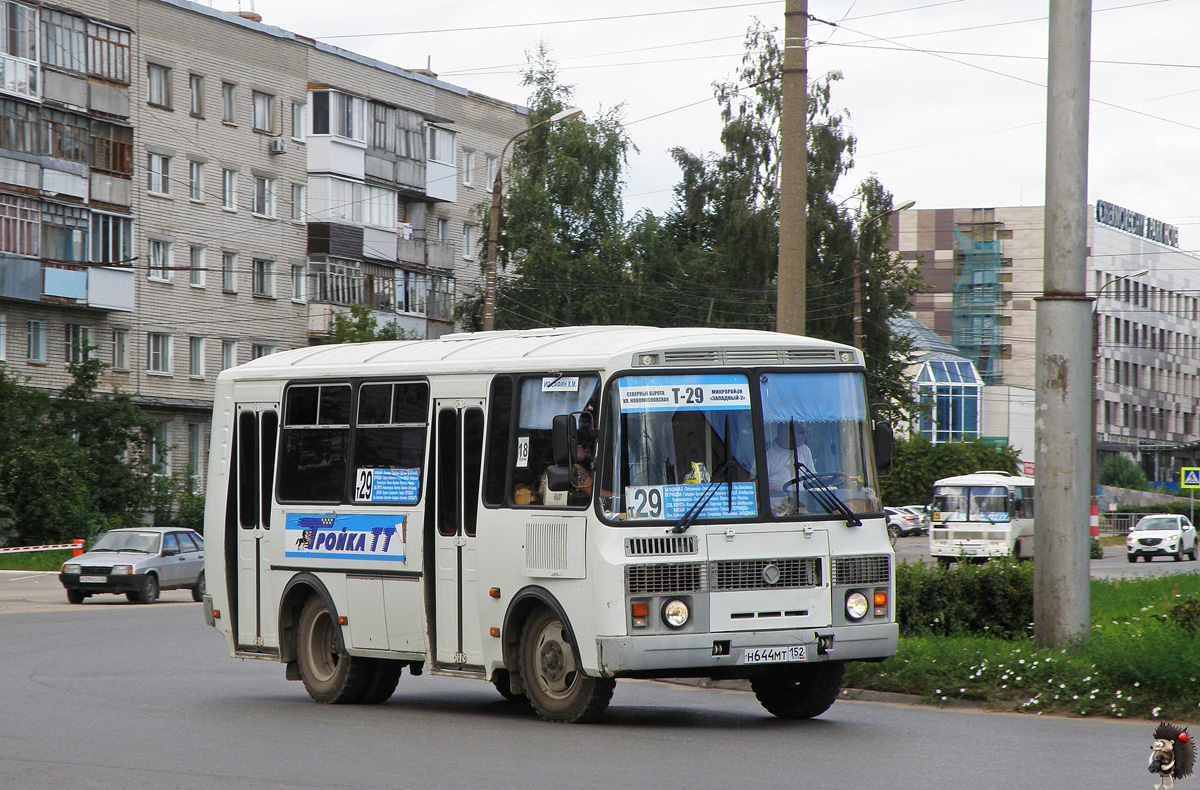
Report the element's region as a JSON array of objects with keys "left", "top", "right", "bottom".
[
  {"left": 625, "top": 535, "right": 698, "bottom": 557},
  {"left": 661, "top": 349, "right": 721, "bottom": 365},
  {"left": 975, "top": 470, "right": 1012, "bottom": 476},
  {"left": 785, "top": 349, "right": 840, "bottom": 363},
  {"left": 723, "top": 348, "right": 785, "bottom": 365}
]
